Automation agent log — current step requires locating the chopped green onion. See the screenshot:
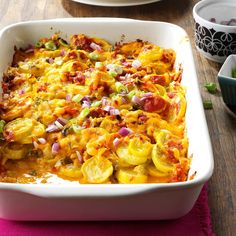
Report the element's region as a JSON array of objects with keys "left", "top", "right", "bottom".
[
  {"left": 232, "top": 68, "right": 236, "bottom": 78},
  {"left": 203, "top": 100, "right": 213, "bottom": 109},
  {"left": 78, "top": 107, "right": 90, "bottom": 120},
  {"left": 72, "top": 94, "right": 83, "bottom": 103},
  {"left": 95, "top": 62, "right": 103, "bottom": 69},
  {"left": 54, "top": 57, "right": 63, "bottom": 66},
  {"left": 0, "top": 120, "right": 5, "bottom": 133},
  {"left": 127, "top": 90, "right": 137, "bottom": 99},
  {"left": 91, "top": 101, "right": 102, "bottom": 107},
  {"left": 109, "top": 71, "right": 118, "bottom": 77},
  {"left": 59, "top": 38, "right": 69, "bottom": 47},
  {"left": 71, "top": 124, "right": 83, "bottom": 134},
  {"left": 45, "top": 41, "right": 57, "bottom": 51},
  {"left": 204, "top": 82, "right": 217, "bottom": 93},
  {"left": 115, "top": 81, "right": 127, "bottom": 93},
  {"left": 35, "top": 42, "right": 43, "bottom": 48},
  {"left": 89, "top": 52, "right": 99, "bottom": 60}
]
